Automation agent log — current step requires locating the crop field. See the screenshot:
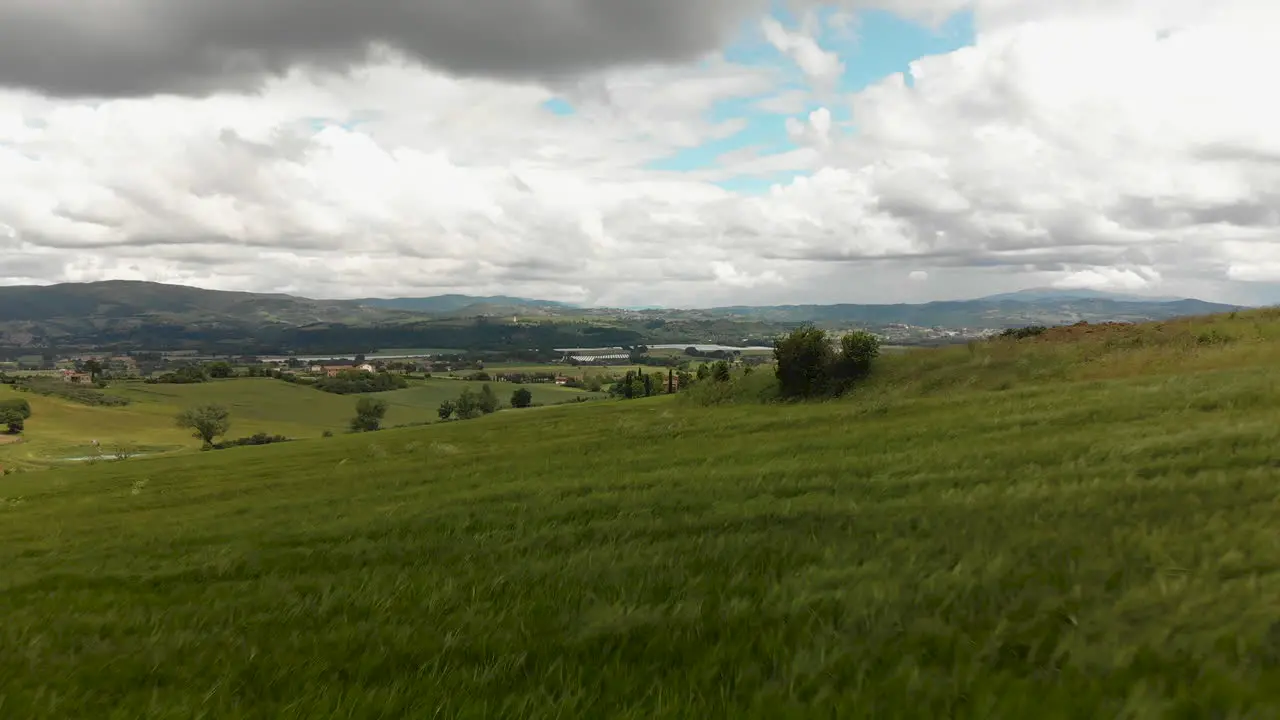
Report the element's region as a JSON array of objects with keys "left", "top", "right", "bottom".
[
  {"left": 0, "top": 377, "right": 603, "bottom": 469},
  {"left": 3, "top": 311, "right": 1280, "bottom": 716}
]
